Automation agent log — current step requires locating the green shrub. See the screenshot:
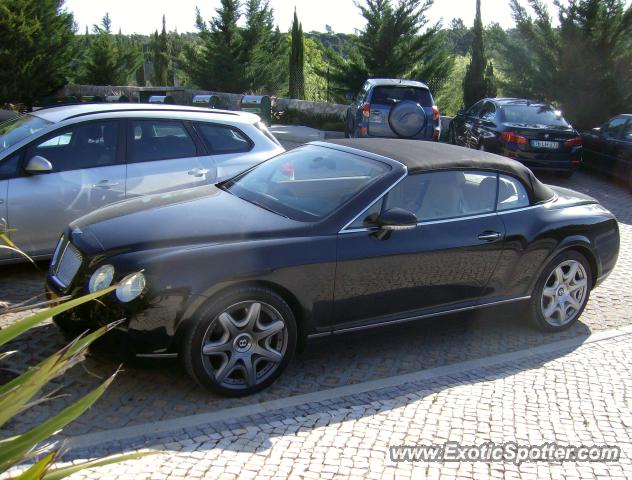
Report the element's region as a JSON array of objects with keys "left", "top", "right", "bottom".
[{"left": 272, "top": 107, "right": 344, "bottom": 132}]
